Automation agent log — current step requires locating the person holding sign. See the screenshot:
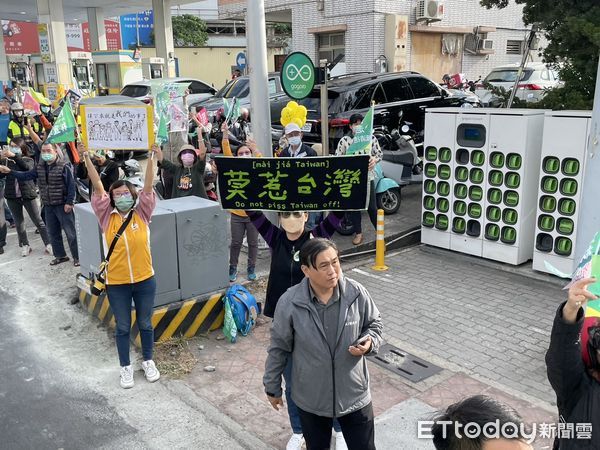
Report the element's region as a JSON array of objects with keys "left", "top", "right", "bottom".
[
  {"left": 84, "top": 142, "right": 161, "bottom": 389},
  {"left": 546, "top": 276, "right": 600, "bottom": 448},
  {"left": 221, "top": 122, "right": 261, "bottom": 282},
  {"left": 335, "top": 113, "right": 381, "bottom": 245},
  {"left": 155, "top": 143, "right": 207, "bottom": 200},
  {"left": 246, "top": 209, "right": 345, "bottom": 449}
]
